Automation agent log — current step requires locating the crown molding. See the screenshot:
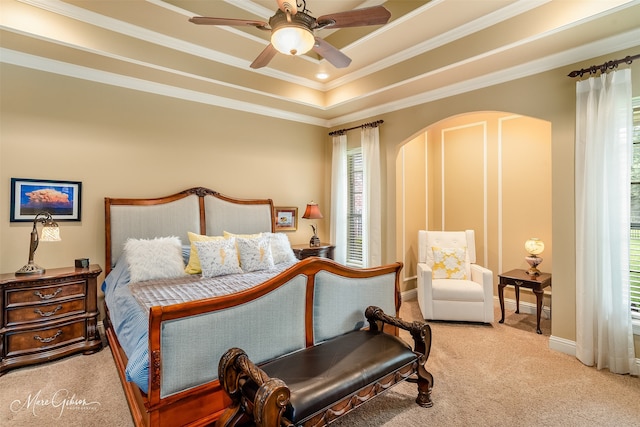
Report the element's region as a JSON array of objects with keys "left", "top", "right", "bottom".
[{"left": 0, "top": 48, "right": 329, "bottom": 127}]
